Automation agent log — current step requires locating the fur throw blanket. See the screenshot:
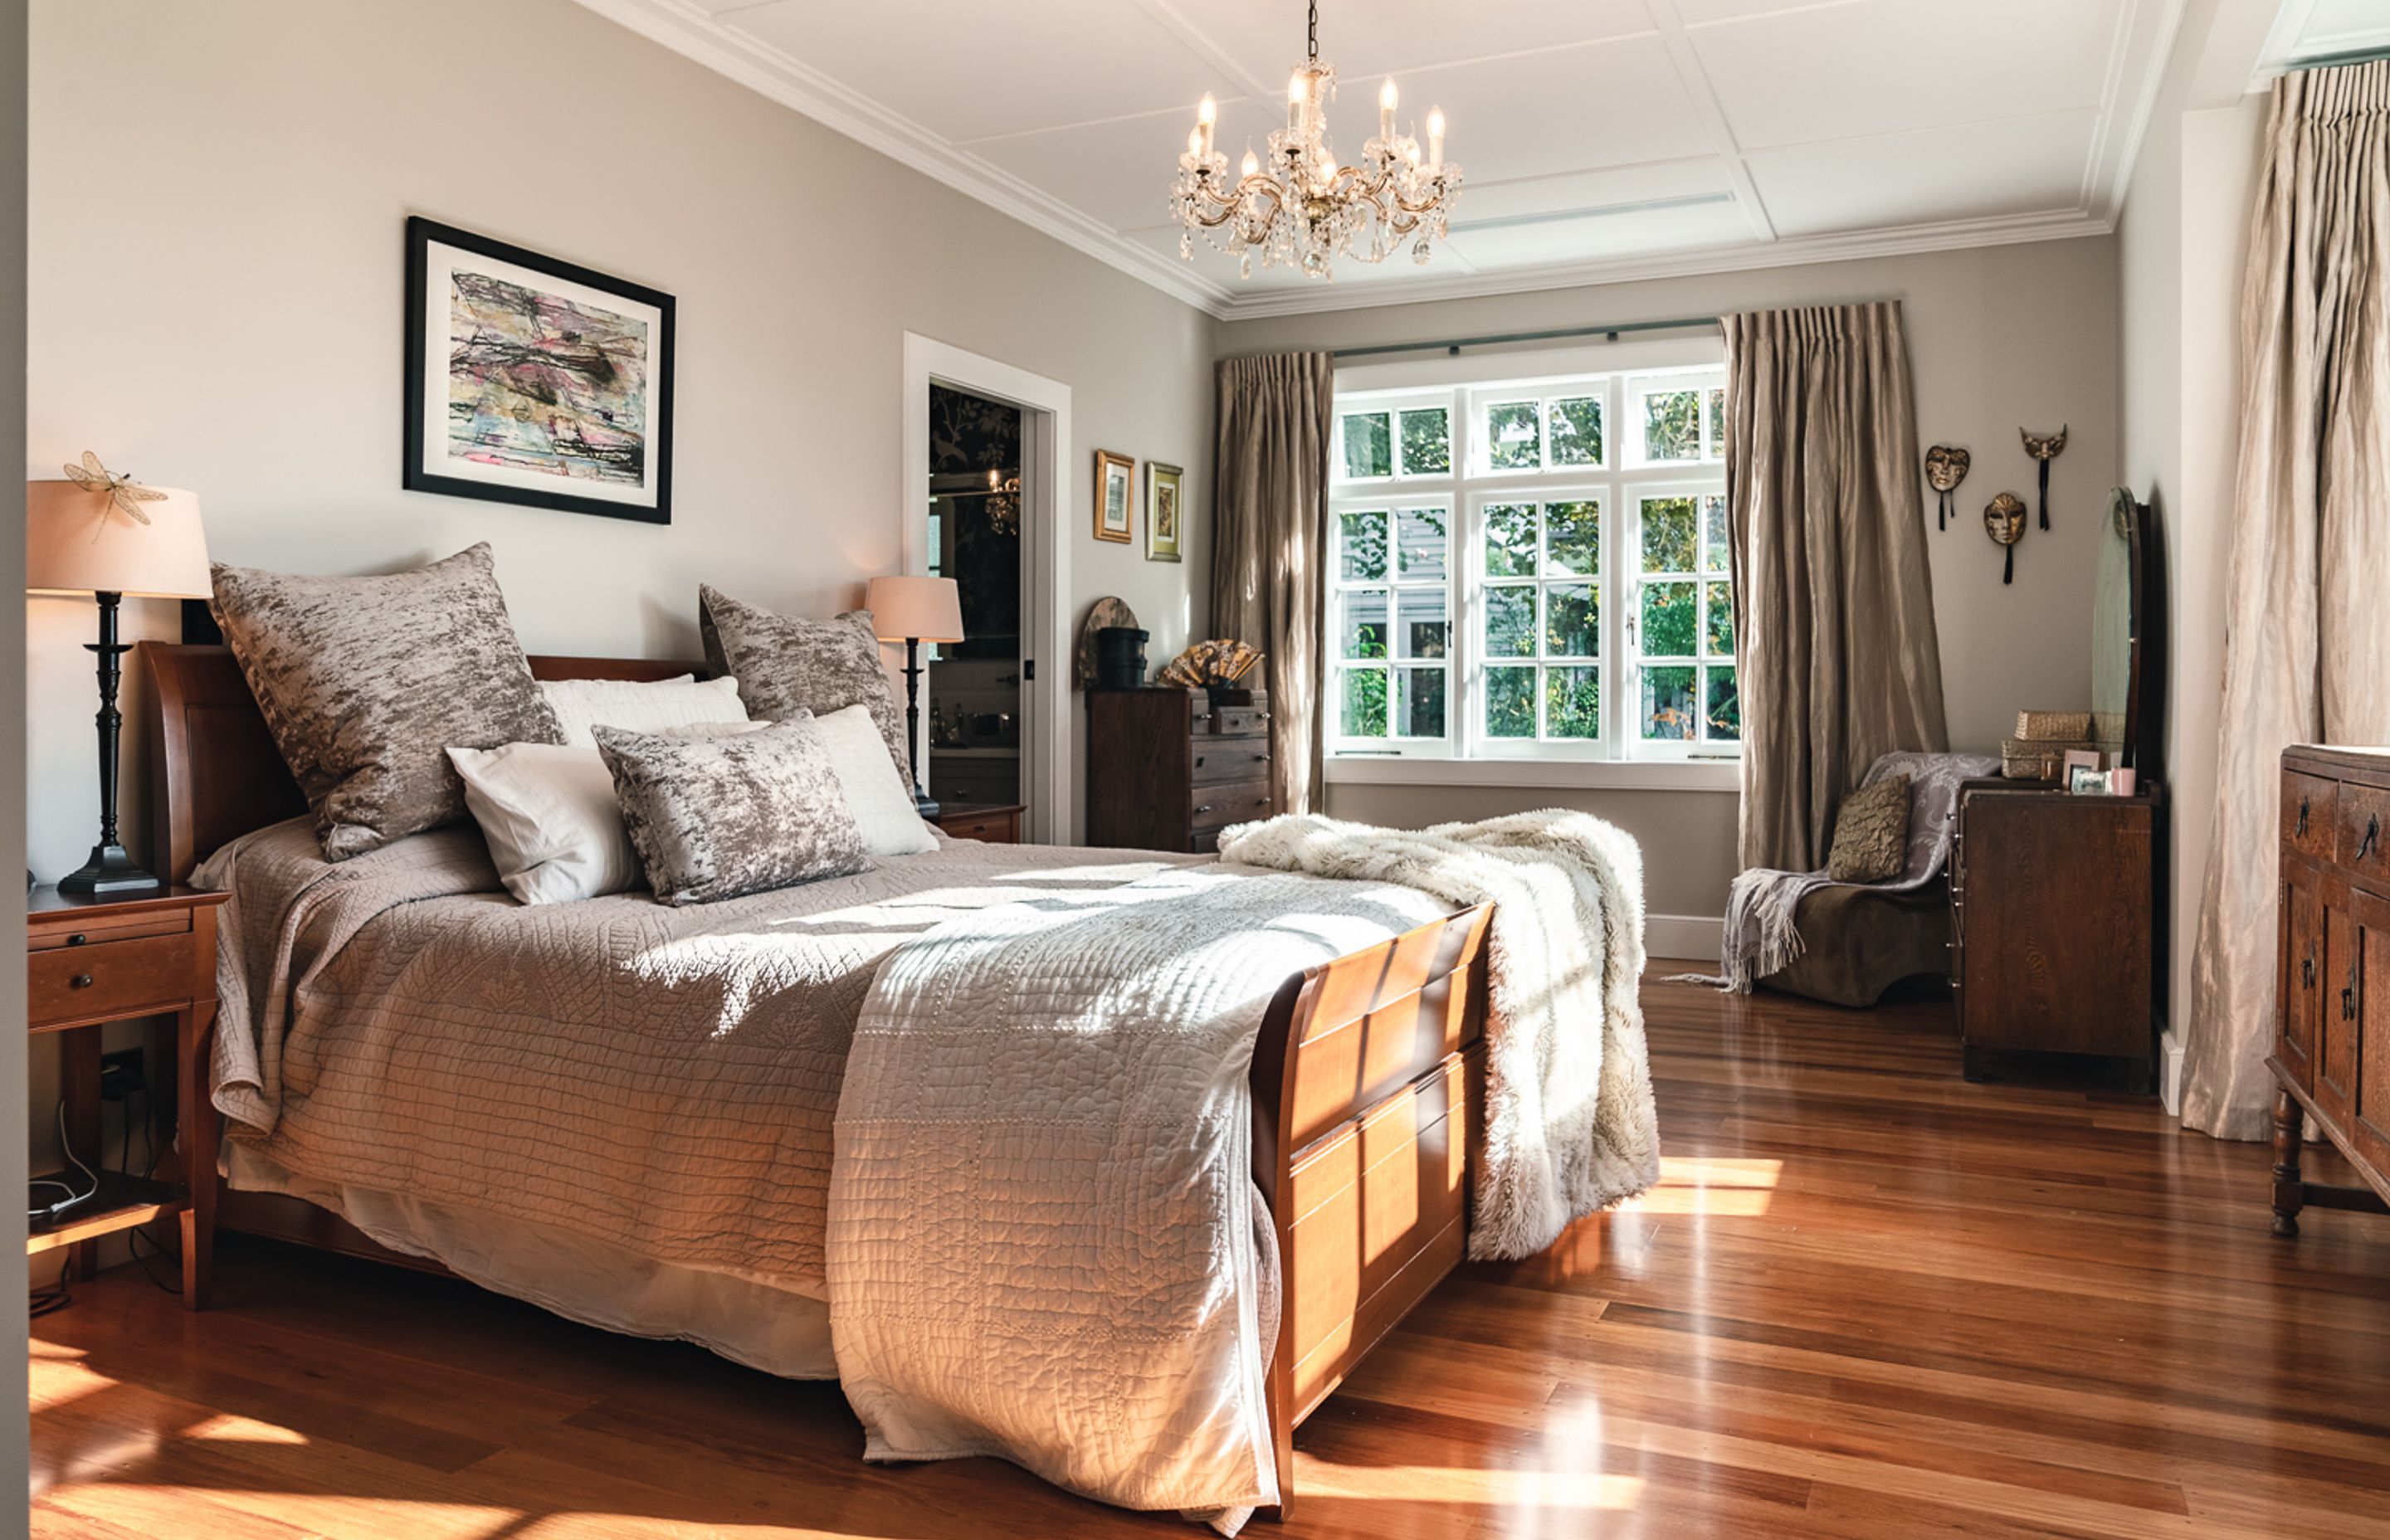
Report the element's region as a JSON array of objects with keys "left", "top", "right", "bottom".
[{"left": 1217, "top": 811, "right": 1660, "bottom": 1260}]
